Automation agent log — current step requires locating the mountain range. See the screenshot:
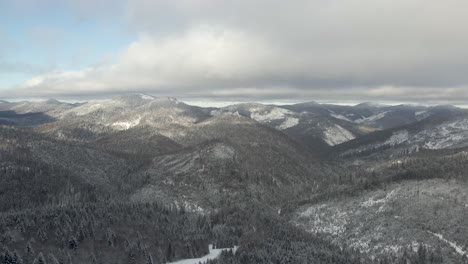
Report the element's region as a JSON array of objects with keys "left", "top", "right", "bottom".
[{"left": 0, "top": 94, "right": 467, "bottom": 263}]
